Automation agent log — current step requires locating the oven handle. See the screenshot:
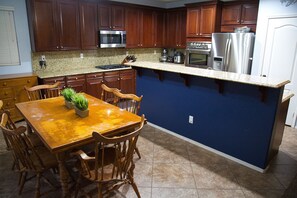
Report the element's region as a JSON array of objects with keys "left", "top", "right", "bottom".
[{"left": 186, "top": 49, "right": 211, "bottom": 55}]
